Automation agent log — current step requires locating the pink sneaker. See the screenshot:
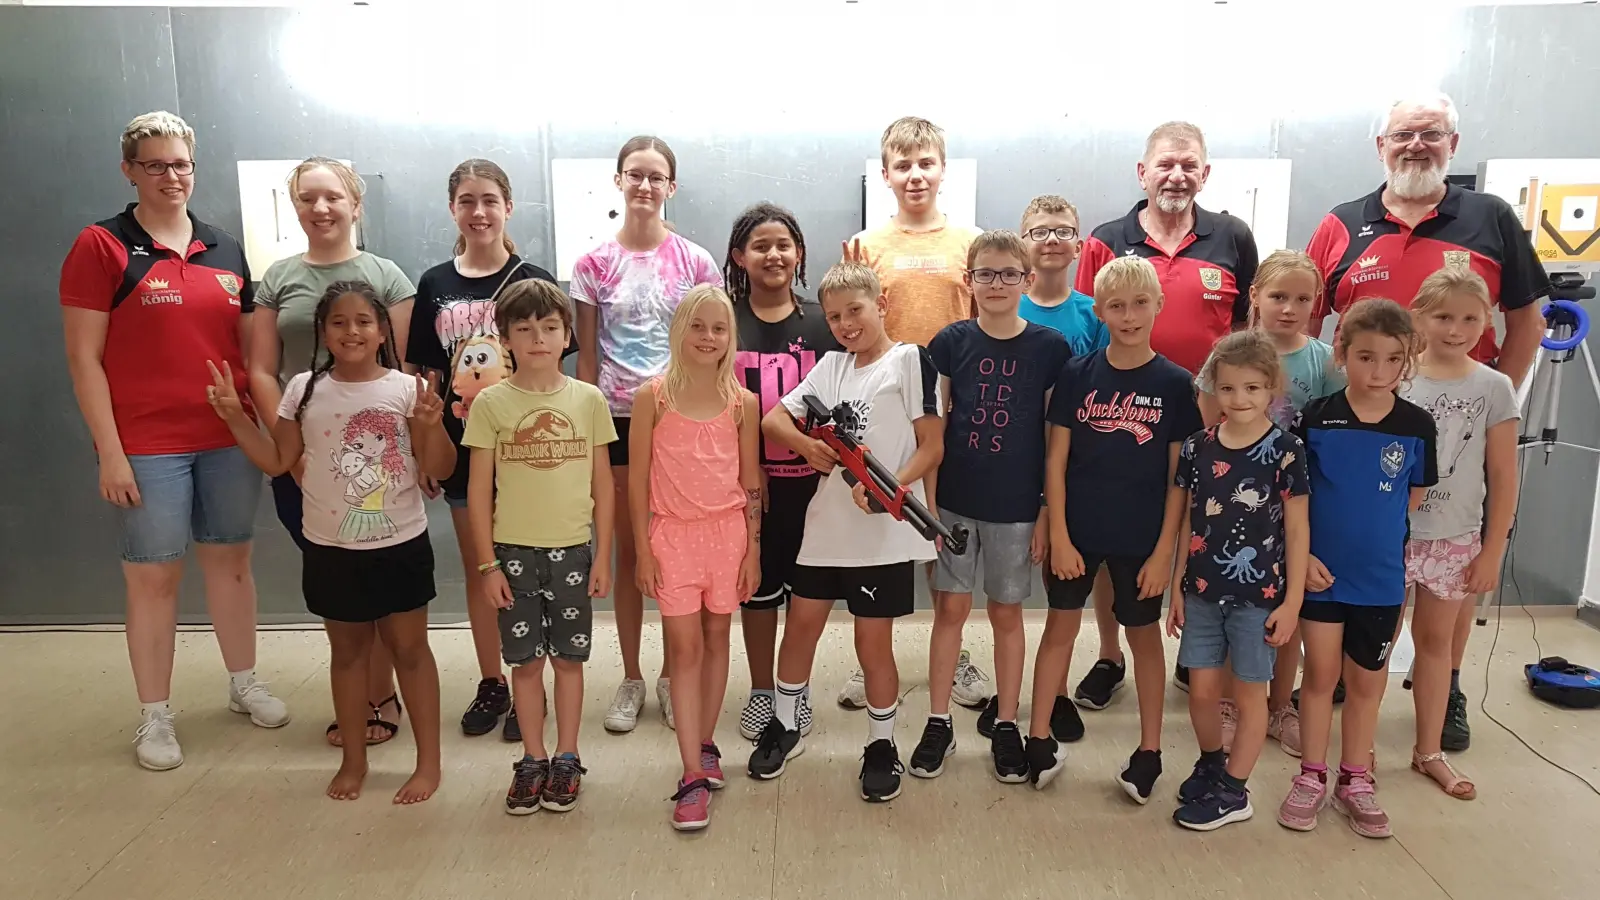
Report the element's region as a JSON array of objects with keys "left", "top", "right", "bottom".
[
  {"left": 1268, "top": 707, "right": 1302, "bottom": 758},
  {"left": 701, "top": 742, "right": 726, "bottom": 789},
  {"left": 1276, "top": 771, "right": 1329, "bottom": 831},
  {"left": 1219, "top": 699, "right": 1239, "bottom": 753},
  {"left": 1333, "top": 773, "right": 1391, "bottom": 838},
  {"left": 671, "top": 777, "right": 711, "bottom": 832}
]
